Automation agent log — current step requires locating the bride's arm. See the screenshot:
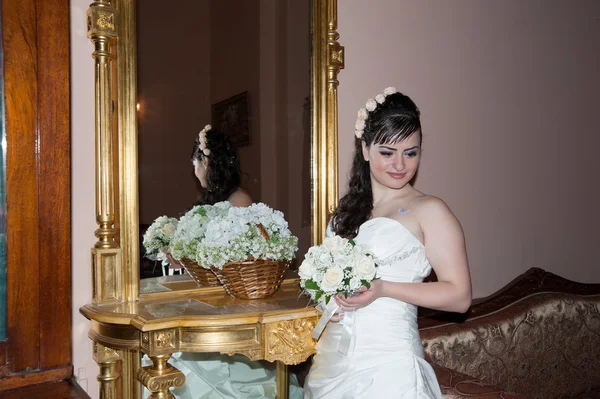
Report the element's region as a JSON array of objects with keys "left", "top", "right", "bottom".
[{"left": 337, "top": 197, "right": 472, "bottom": 313}]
